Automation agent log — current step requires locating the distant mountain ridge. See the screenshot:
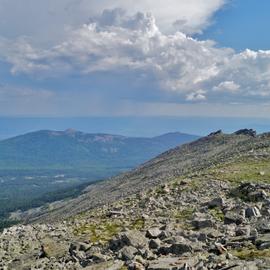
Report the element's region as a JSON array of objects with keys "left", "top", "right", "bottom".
[{"left": 0, "top": 129, "right": 199, "bottom": 172}]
